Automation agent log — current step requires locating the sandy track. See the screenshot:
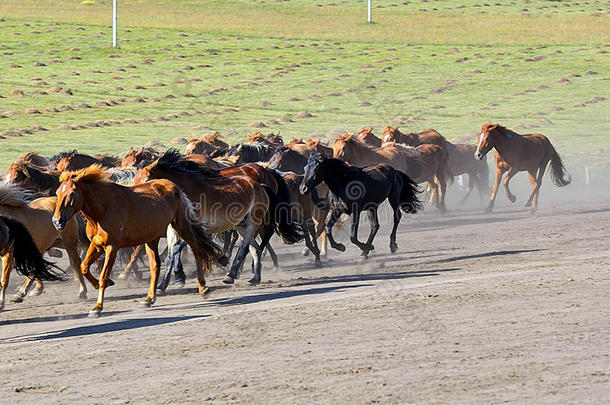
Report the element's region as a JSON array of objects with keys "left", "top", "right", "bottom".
[{"left": 1, "top": 191, "right": 609, "bottom": 404}]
